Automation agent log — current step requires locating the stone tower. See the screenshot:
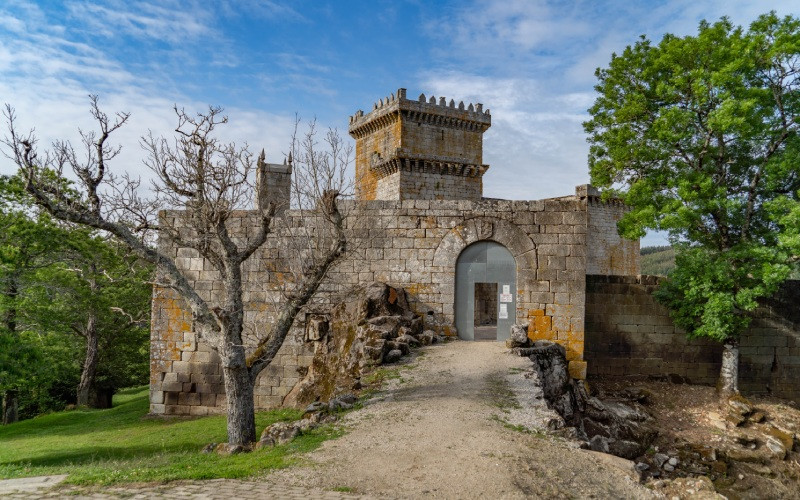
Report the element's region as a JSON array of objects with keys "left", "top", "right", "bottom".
[
  {"left": 348, "top": 88, "right": 491, "bottom": 201},
  {"left": 254, "top": 149, "right": 292, "bottom": 214}
]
